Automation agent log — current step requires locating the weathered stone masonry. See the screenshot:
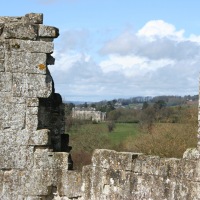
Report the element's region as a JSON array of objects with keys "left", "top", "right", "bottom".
[
  {"left": 1, "top": 13, "right": 200, "bottom": 200},
  {"left": 0, "top": 13, "right": 73, "bottom": 200}
]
